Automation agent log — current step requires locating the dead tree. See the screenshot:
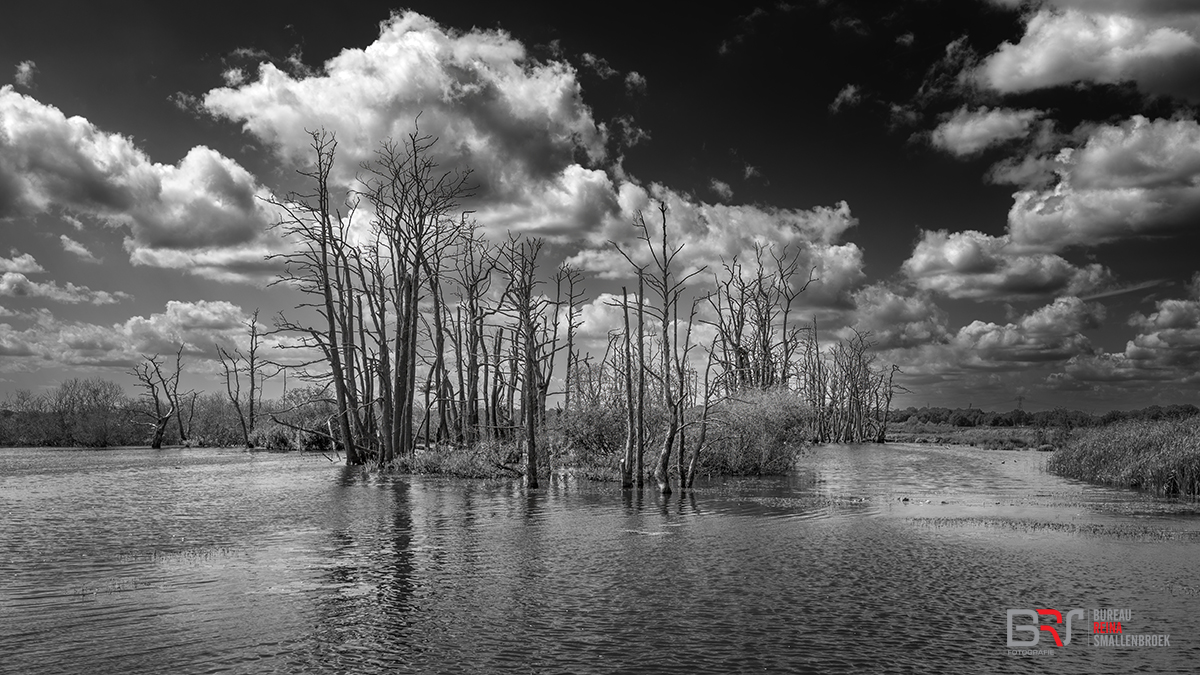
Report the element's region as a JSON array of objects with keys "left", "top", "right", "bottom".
[
  {"left": 497, "top": 236, "right": 548, "bottom": 488},
  {"left": 130, "top": 352, "right": 183, "bottom": 449},
  {"left": 614, "top": 203, "right": 704, "bottom": 494},
  {"left": 450, "top": 224, "right": 498, "bottom": 444},
  {"left": 619, "top": 287, "right": 636, "bottom": 488},
  {"left": 559, "top": 265, "right": 585, "bottom": 413},
  {"left": 356, "top": 125, "right": 473, "bottom": 460},
  {"left": 216, "top": 309, "right": 271, "bottom": 449},
  {"left": 267, "top": 130, "right": 363, "bottom": 464}
]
